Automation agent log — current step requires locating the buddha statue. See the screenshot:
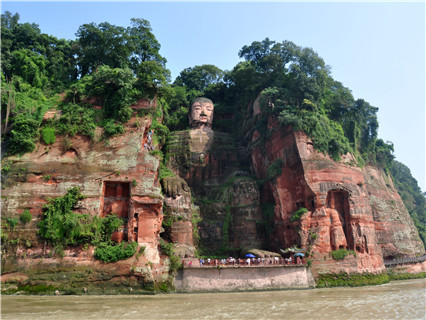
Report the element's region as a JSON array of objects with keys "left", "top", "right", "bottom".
[{"left": 161, "top": 98, "right": 265, "bottom": 257}]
